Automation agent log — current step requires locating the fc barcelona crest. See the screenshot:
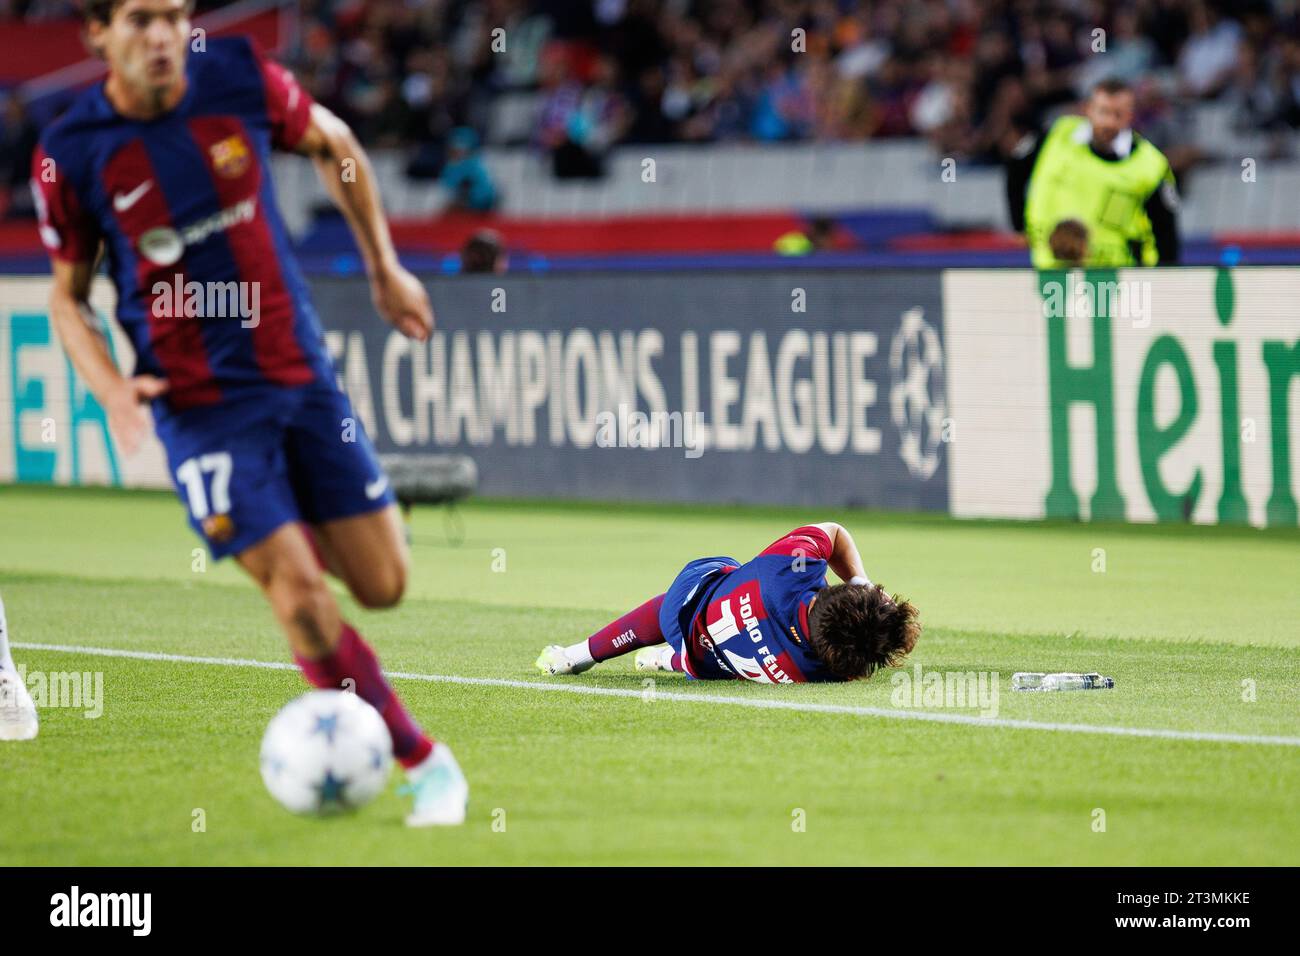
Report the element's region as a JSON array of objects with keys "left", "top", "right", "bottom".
[
  {"left": 210, "top": 135, "right": 250, "bottom": 178},
  {"left": 201, "top": 513, "right": 236, "bottom": 543}
]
